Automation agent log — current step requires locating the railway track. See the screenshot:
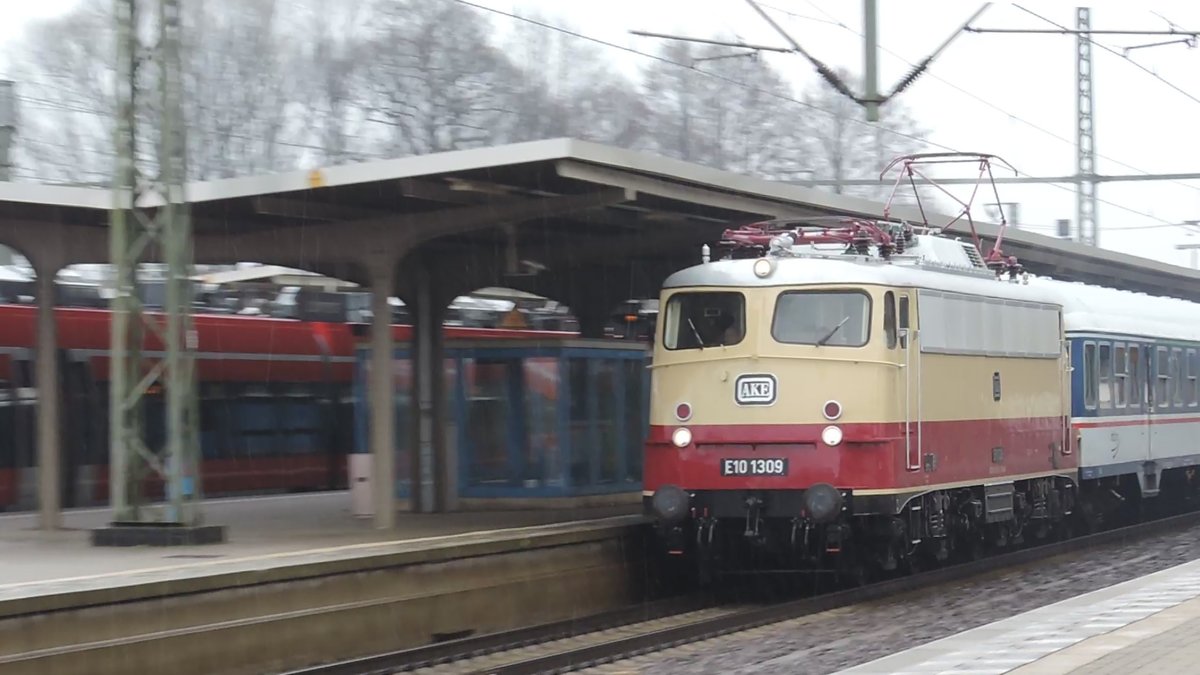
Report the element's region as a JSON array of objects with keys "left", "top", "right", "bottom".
[{"left": 287, "top": 508, "right": 1200, "bottom": 675}]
